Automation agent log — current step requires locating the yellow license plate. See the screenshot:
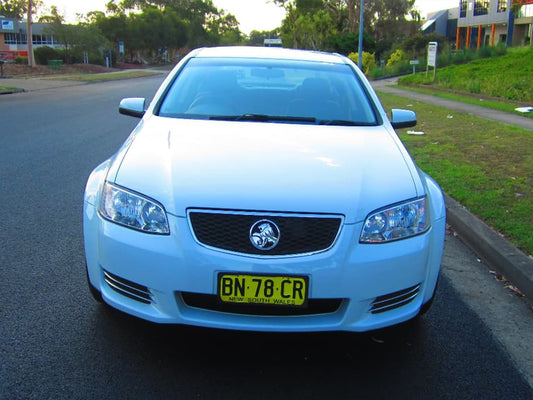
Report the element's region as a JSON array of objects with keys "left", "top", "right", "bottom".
[{"left": 218, "top": 273, "right": 308, "bottom": 307}]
